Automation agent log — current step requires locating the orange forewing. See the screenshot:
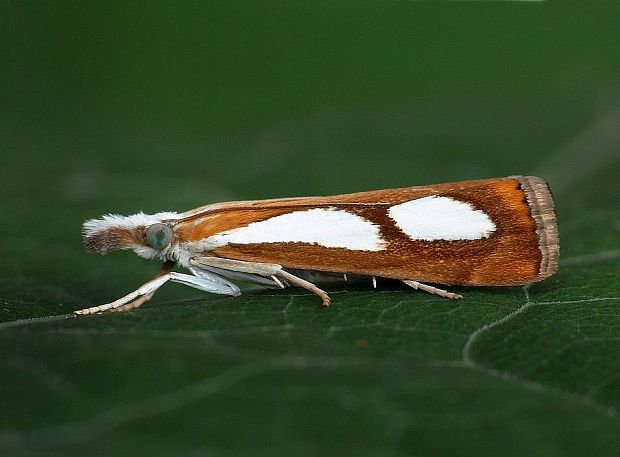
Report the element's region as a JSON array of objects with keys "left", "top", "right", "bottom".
[{"left": 173, "top": 177, "right": 557, "bottom": 286}]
